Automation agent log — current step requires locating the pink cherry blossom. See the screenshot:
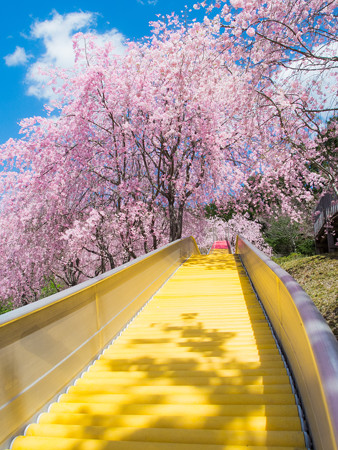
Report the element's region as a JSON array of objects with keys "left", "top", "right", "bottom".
[{"left": 0, "top": 2, "right": 336, "bottom": 307}]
